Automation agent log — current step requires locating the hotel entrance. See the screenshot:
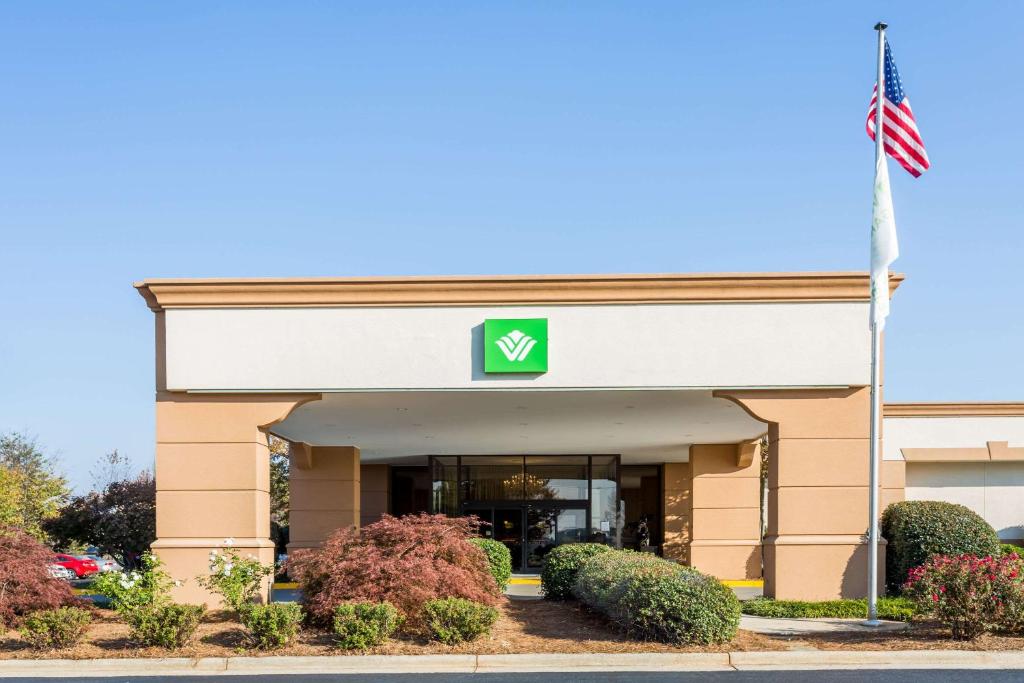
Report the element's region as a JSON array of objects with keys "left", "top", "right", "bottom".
[{"left": 430, "top": 455, "right": 619, "bottom": 572}]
